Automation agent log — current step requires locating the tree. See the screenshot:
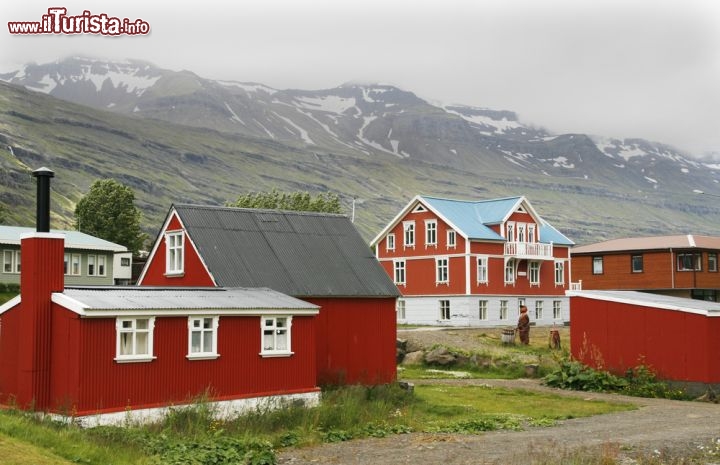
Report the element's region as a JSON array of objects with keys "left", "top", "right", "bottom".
[
  {"left": 0, "top": 203, "right": 6, "bottom": 224},
  {"left": 74, "top": 179, "right": 147, "bottom": 255},
  {"left": 227, "top": 189, "right": 342, "bottom": 214}
]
